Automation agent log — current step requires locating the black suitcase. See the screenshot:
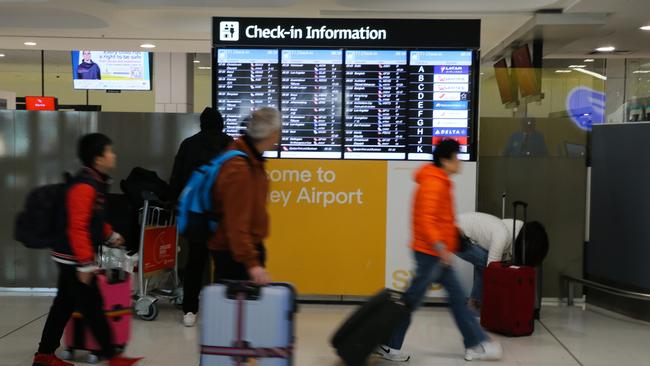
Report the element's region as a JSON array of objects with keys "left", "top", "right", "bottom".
[{"left": 331, "top": 289, "right": 409, "bottom": 366}]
